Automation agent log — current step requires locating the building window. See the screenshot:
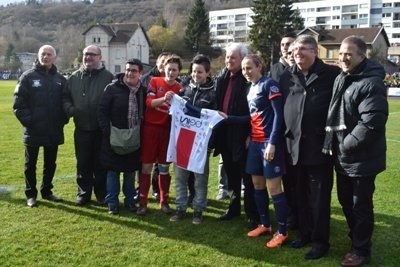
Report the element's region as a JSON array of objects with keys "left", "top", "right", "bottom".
[
  {"left": 115, "top": 65, "right": 121, "bottom": 73},
  {"left": 235, "top": 14, "right": 246, "bottom": 21},
  {"left": 393, "top": 33, "right": 400, "bottom": 38},
  {"left": 326, "top": 49, "right": 334, "bottom": 59},
  {"left": 306, "top": 8, "right": 315, "bottom": 12},
  {"left": 116, "top": 49, "right": 121, "bottom": 59},
  {"left": 383, "top": 13, "right": 392, "bottom": 18},
  {"left": 97, "top": 37, "right": 100, "bottom": 43},
  {"left": 332, "top": 25, "right": 339, "bottom": 29},
  {"left": 359, "top": 14, "right": 368, "bottom": 19},
  {"left": 332, "top": 16, "right": 340, "bottom": 20},
  {"left": 395, "top": 2, "right": 400, "bottom": 7},
  {"left": 393, "top": 22, "right": 400, "bottom": 28},
  {"left": 93, "top": 37, "right": 96, "bottom": 43},
  {"left": 217, "top": 24, "right": 228, "bottom": 30},
  {"left": 333, "top": 6, "right": 340, "bottom": 11},
  {"left": 359, "top": 4, "right": 368, "bottom": 9},
  {"left": 394, "top": 13, "right": 400, "bottom": 20},
  {"left": 383, "top": 3, "right": 392, "bottom": 7}
]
